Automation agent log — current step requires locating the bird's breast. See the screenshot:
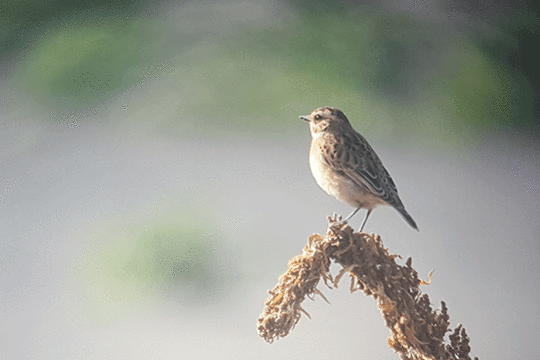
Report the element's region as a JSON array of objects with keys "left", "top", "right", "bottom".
[{"left": 309, "top": 140, "right": 386, "bottom": 210}]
